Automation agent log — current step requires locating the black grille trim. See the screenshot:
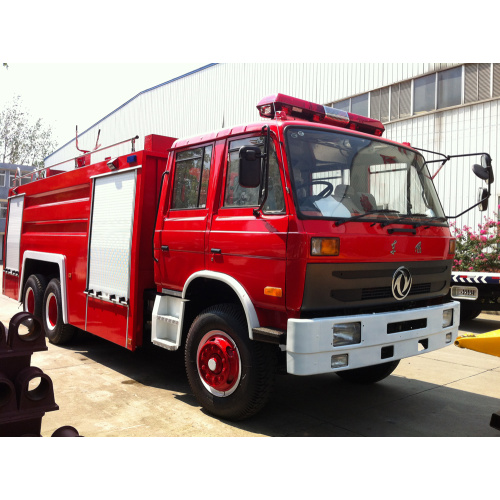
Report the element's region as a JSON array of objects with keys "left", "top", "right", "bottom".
[
  {"left": 387, "top": 318, "right": 427, "bottom": 334},
  {"left": 302, "top": 260, "right": 453, "bottom": 312},
  {"left": 361, "top": 283, "right": 431, "bottom": 301}
]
